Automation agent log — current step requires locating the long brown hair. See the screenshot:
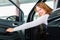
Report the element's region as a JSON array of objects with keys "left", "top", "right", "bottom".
[{"left": 35, "top": 2, "right": 53, "bottom": 15}]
